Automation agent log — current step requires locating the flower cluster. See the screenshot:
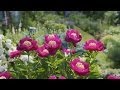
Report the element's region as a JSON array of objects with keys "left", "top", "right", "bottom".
[{"left": 0, "top": 29, "right": 107, "bottom": 79}]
